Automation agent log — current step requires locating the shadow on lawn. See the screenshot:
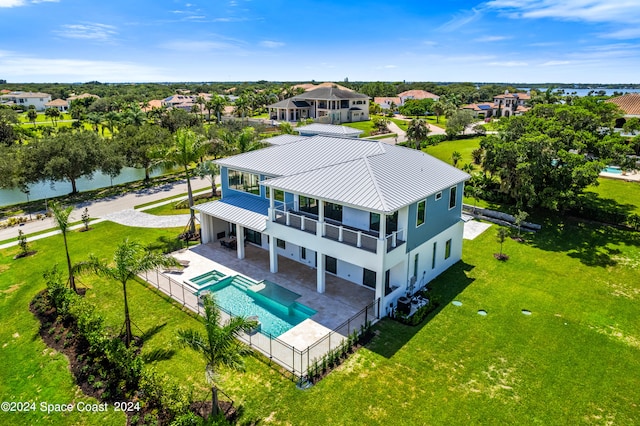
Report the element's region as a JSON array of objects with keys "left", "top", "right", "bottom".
[
  {"left": 530, "top": 215, "right": 640, "bottom": 268},
  {"left": 368, "top": 260, "right": 475, "bottom": 359}
]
